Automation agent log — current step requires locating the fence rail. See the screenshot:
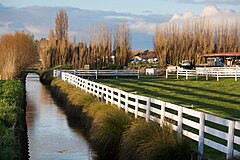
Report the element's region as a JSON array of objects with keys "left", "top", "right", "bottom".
[
  {"left": 55, "top": 69, "right": 139, "bottom": 79},
  {"left": 166, "top": 66, "right": 240, "bottom": 81},
  {"left": 54, "top": 70, "right": 240, "bottom": 159}
]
